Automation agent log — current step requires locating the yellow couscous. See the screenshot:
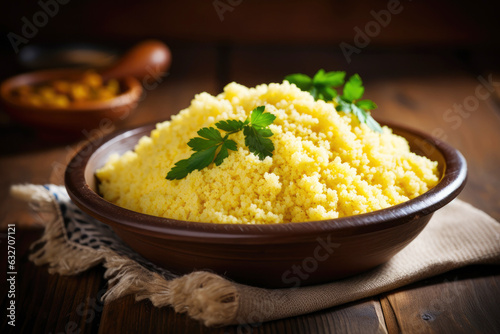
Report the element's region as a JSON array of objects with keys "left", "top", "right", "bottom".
[{"left": 96, "top": 81, "right": 439, "bottom": 224}]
